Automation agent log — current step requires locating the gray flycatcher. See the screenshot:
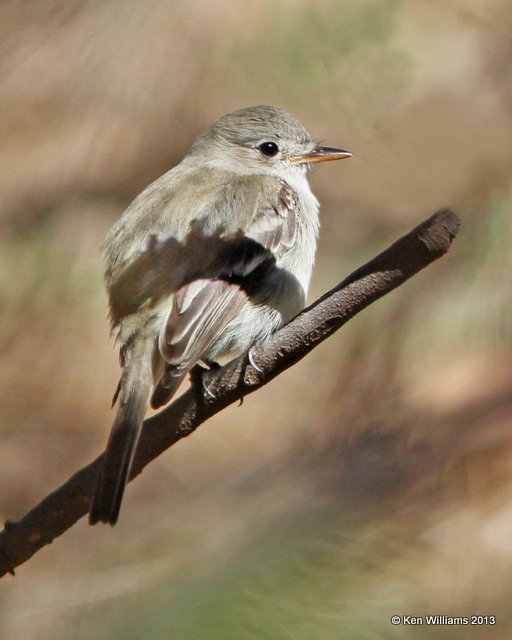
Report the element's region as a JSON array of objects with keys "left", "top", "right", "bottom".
[{"left": 89, "top": 105, "right": 351, "bottom": 525}]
